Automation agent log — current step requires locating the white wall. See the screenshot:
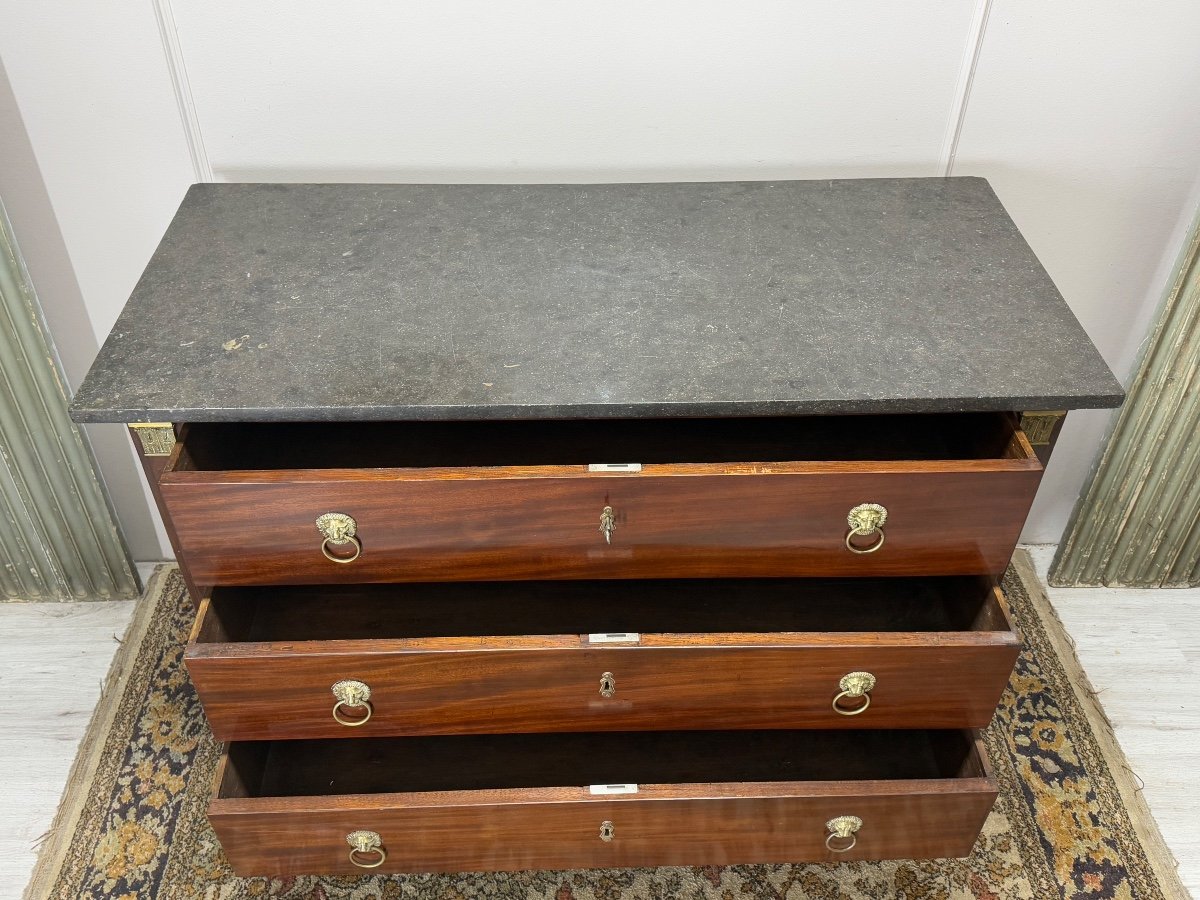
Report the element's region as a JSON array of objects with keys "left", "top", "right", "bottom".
[
  {"left": 0, "top": 3, "right": 195, "bottom": 560},
  {"left": 178, "top": 2, "right": 977, "bottom": 181},
  {"left": 954, "top": 1, "right": 1200, "bottom": 541},
  {"left": 3, "top": 0, "right": 1200, "bottom": 555}
]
